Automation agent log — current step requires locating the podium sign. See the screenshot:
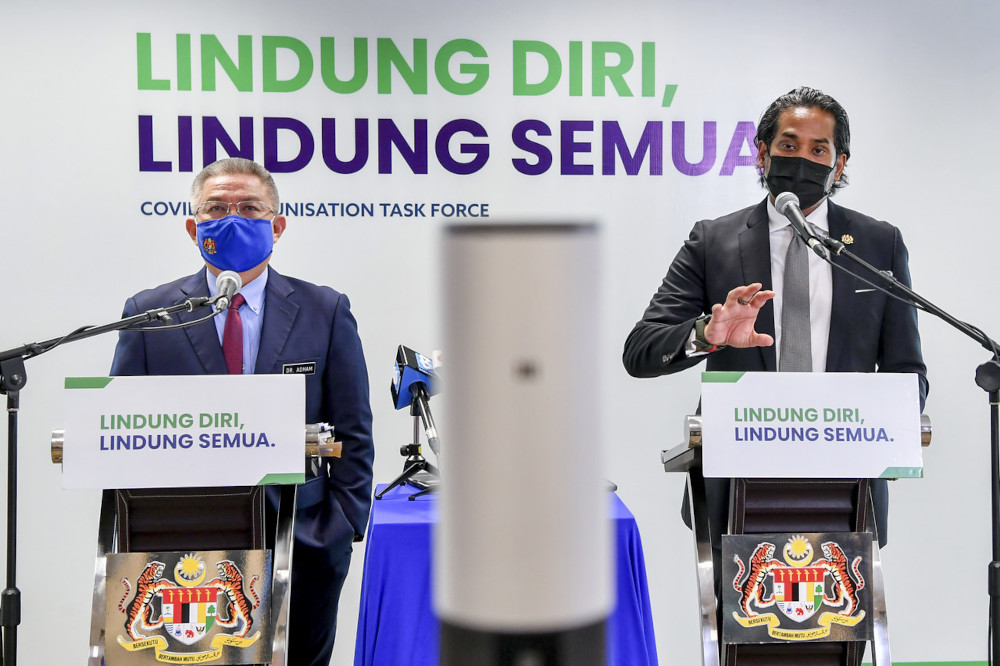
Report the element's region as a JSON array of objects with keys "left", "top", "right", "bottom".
[
  {"left": 701, "top": 372, "right": 922, "bottom": 479},
  {"left": 62, "top": 375, "right": 306, "bottom": 489}
]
